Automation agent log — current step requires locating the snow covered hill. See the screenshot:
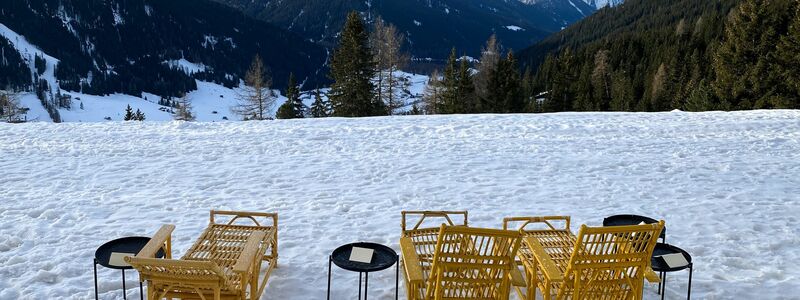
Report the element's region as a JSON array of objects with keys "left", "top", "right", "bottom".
[{"left": 1, "top": 111, "right": 798, "bottom": 299}]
